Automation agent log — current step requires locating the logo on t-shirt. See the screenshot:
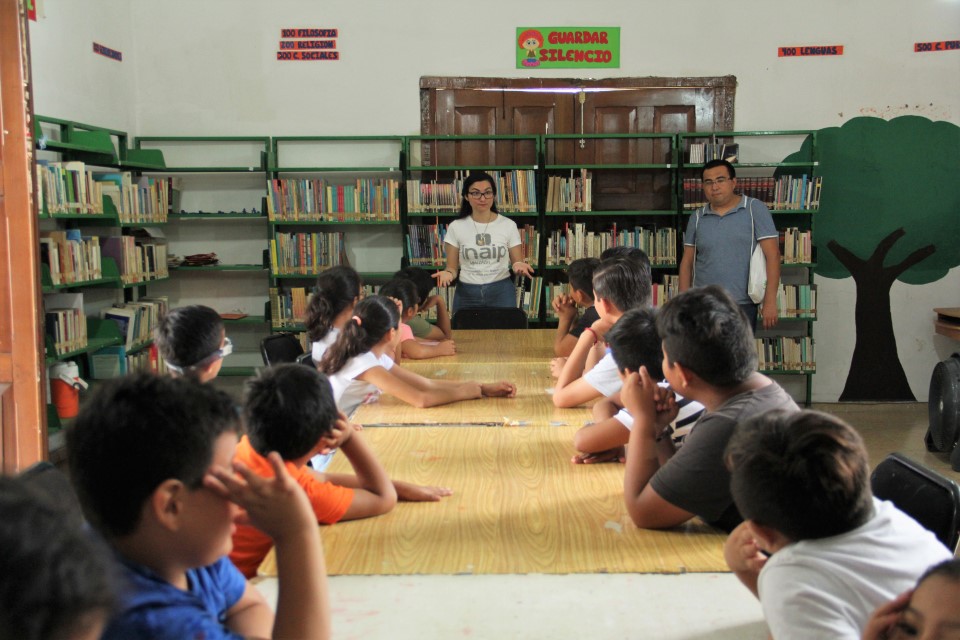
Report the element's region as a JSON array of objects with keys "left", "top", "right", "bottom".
[{"left": 475, "top": 233, "right": 492, "bottom": 246}]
